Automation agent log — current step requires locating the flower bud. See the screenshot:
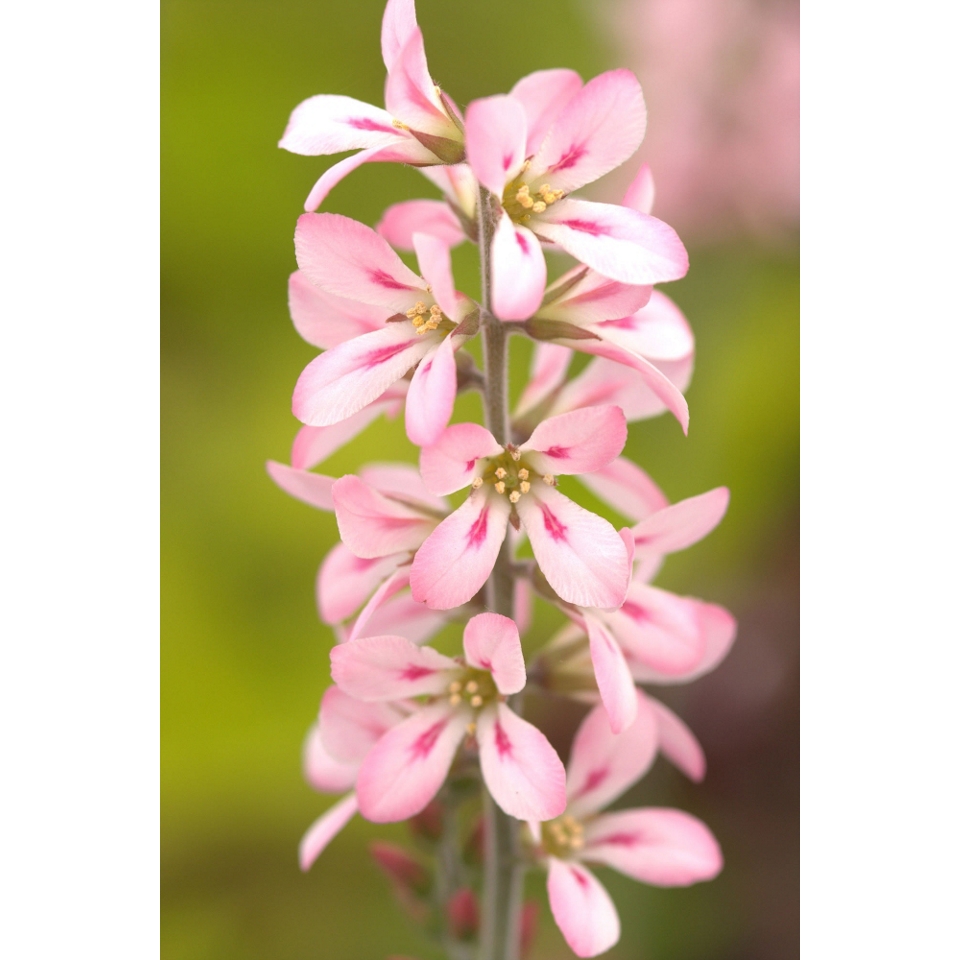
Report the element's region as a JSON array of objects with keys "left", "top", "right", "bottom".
[{"left": 446, "top": 888, "right": 480, "bottom": 941}]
